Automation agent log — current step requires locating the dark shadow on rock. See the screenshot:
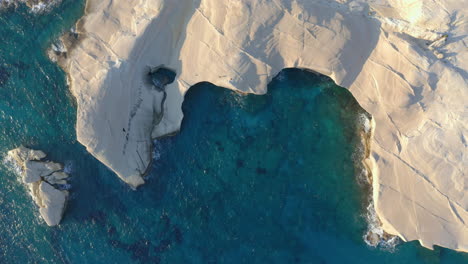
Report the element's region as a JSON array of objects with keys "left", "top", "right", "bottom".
[
  {"left": 334, "top": 7, "right": 381, "bottom": 87},
  {"left": 87, "top": 0, "right": 202, "bottom": 186}
]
